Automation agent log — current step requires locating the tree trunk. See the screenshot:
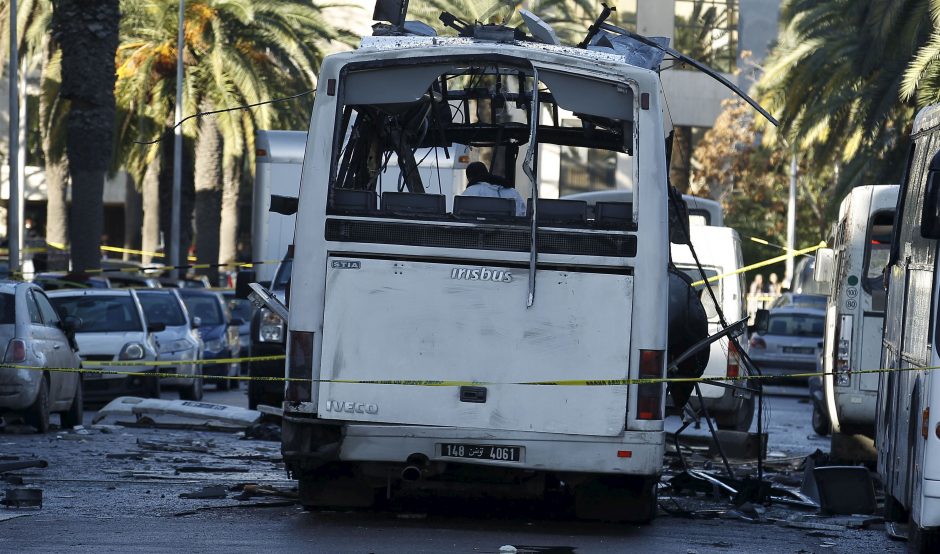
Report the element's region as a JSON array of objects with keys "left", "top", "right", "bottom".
[
  {"left": 51, "top": 0, "right": 119, "bottom": 272},
  {"left": 38, "top": 35, "right": 68, "bottom": 270},
  {"left": 218, "top": 156, "right": 240, "bottom": 269},
  {"left": 123, "top": 174, "right": 141, "bottom": 260},
  {"left": 141, "top": 156, "right": 160, "bottom": 265},
  {"left": 193, "top": 109, "right": 222, "bottom": 285},
  {"left": 159, "top": 129, "right": 195, "bottom": 274}
]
